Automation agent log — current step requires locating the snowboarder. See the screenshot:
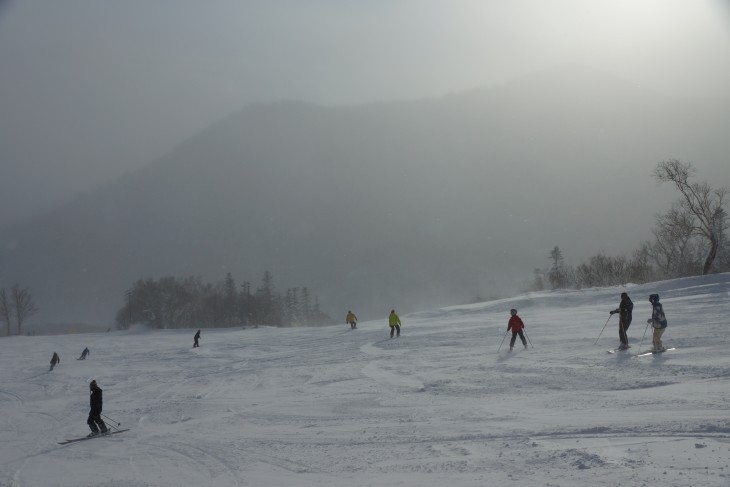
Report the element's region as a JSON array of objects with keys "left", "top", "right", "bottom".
[
  {"left": 87, "top": 380, "right": 108, "bottom": 437},
  {"left": 346, "top": 310, "right": 358, "bottom": 329},
  {"left": 507, "top": 309, "right": 528, "bottom": 351},
  {"left": 193, "top": 330, "right": 201, "bottom": 348},
  {"left": 49, "top": 352, "right": 60, "bottom": 371},
  {"left": 609, "top": 292, "right": 633, "bottom": 350},
  {"left": 647, "top": 294, "right": 668, "bottom": 352},
  {"left": 78, "top": 347, "right": 90, "bottom": 360},
  {"left": 389, "top": 310, "right": 401, "bottom": 338}
]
